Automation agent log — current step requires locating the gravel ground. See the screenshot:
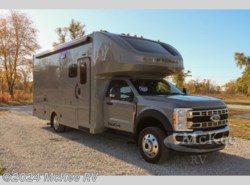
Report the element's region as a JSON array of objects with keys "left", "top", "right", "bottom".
[{"left": 0, "top": 106, "right": 250, "bottom": 175}]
